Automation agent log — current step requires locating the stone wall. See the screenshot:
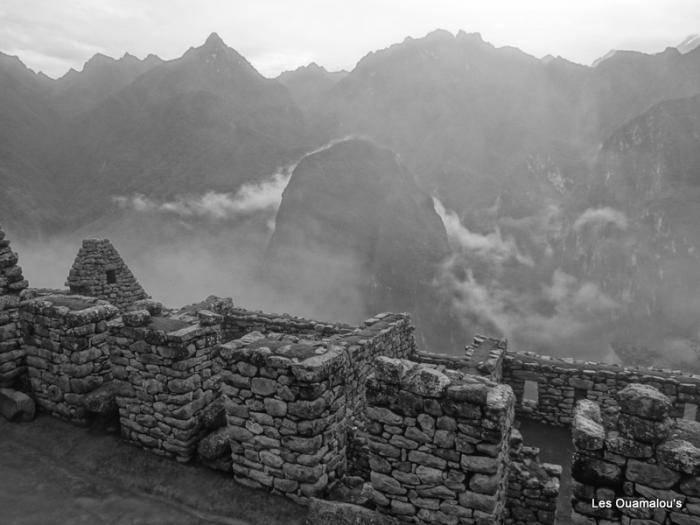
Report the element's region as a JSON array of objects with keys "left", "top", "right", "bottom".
[
  {"left": 20, "top": 294, "right": 119, "bottom": 423},
  {"left": 571, "top": 384, "right": 700, "bottom": 524},
  {"left": 363, "top": 356, "right": 515, "bottom": 524},
  {"left": 0, "top": 226, "right": 28, "bottom": 388},
  {"left": 219, "top": 331, "right": 349, "bottom": 500},
  {"left": 217, "top": 313, "right": 415, "bottom": 502},
  {"left": 414, "top": 335, "right": 507, "bottom": 382},
  {"left": 504, "top": 351, "right": 700, "bottom": 427},
  {"left": 66, "top": 238, "right": 148, "bottom": 309},
  {"left": 504, "top": 428, "right": 560, "bottom": 525},
  {"left": 213, "top": 302, "right": 354, "bottom": 342},
  {"left": 109, "top": 305, "right": 223, "bottom": 461}
]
